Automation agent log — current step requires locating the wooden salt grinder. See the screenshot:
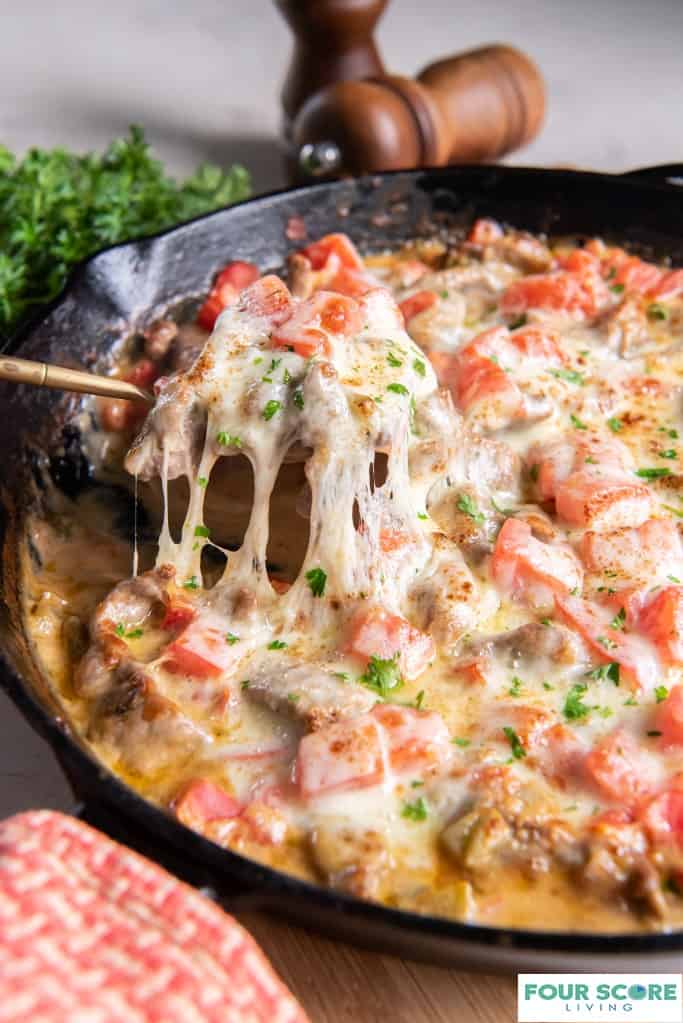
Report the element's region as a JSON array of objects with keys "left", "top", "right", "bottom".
[
  {"left": 291, "top": 44, "right": 545, "bottom": 179},
  {"left": 275, "top": 0, "right": 388, "bottom": 136}
]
